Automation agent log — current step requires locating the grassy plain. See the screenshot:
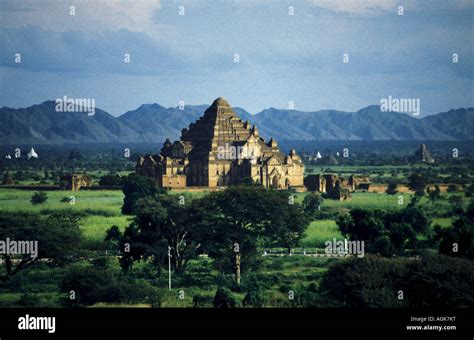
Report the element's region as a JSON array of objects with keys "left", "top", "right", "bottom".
[{"left": 0, "top": 185, "right": 466, "bottom": 307}]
